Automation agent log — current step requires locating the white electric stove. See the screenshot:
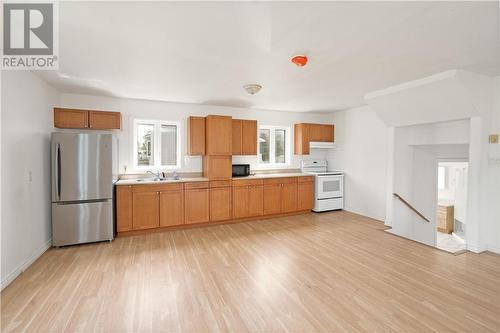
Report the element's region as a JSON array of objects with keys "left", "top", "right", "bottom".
[{"left": 301, "top": 160, "right": 344, "bottom": 212}]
